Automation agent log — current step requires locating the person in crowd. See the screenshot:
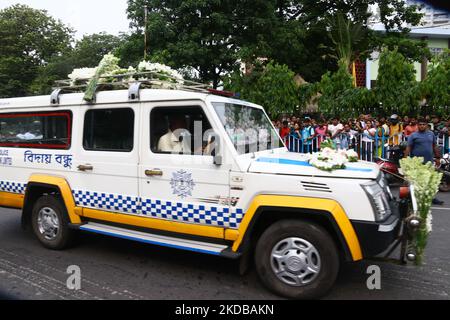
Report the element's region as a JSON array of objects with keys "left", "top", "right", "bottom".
[
  {"left": 375, "top": 119, "right": 390, "bottom": 157},
  {"left": 328, "top": 117, "right": 344, "bottom": 147},
  {"left": 403, "top": 116, "right": 410, "bottom": 127},
  {"left": 301, "top": 118, "right": 315, "bottom": 153},
  {"left": 388, "top": 114, "right": 403, "bottom": 146},
  {"left": 404, "top": 117, "right": 418, "bottom": 138},
  {"left": 361, "top": 121, "right": 377, "bottom": 161},
  {"left": 340, "top": 123, "right": 358, "bottom": 150},
  {"left": 431, "top": 115, "right": 444, "bottom": 135},
  {"left": 404, "top": 118, "right": 444, "bottom": 205},
  {"left": 280, "top": 120, "right": 291, "bottom": 140},
  {"left": 314, "top": 119, "right": 328, "bottom": 150},
  {"left": 291, "top": 123, "right": 302, "bottom": 139}
]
